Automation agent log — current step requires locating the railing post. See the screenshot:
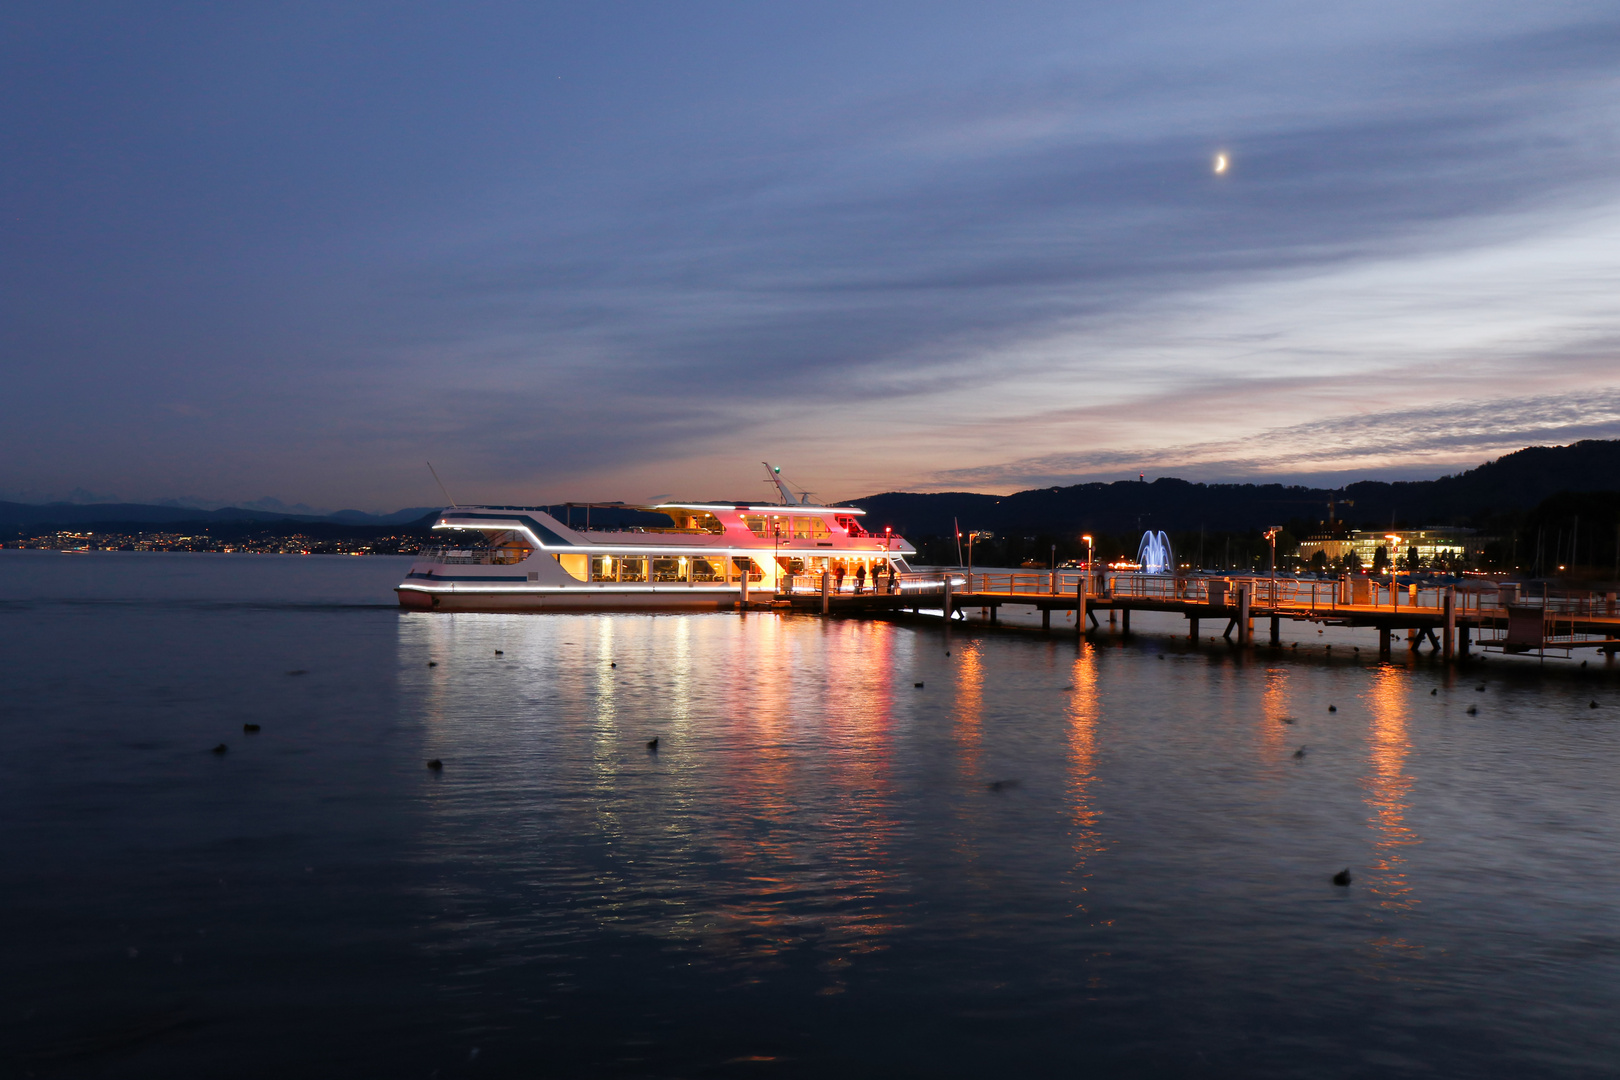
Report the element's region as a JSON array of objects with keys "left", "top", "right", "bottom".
[
  {"left": 1237, "top": 585, "right": 1250, "bottom": 645},
  {"left": 1076, "top": 575, "right": 1086, "bottom": 638},
  {"left": 821, "top": 571, "right": 830, "bottom": 615},
  {"left": 943, "top": 576, "right": 953, "bottom": 622}
]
